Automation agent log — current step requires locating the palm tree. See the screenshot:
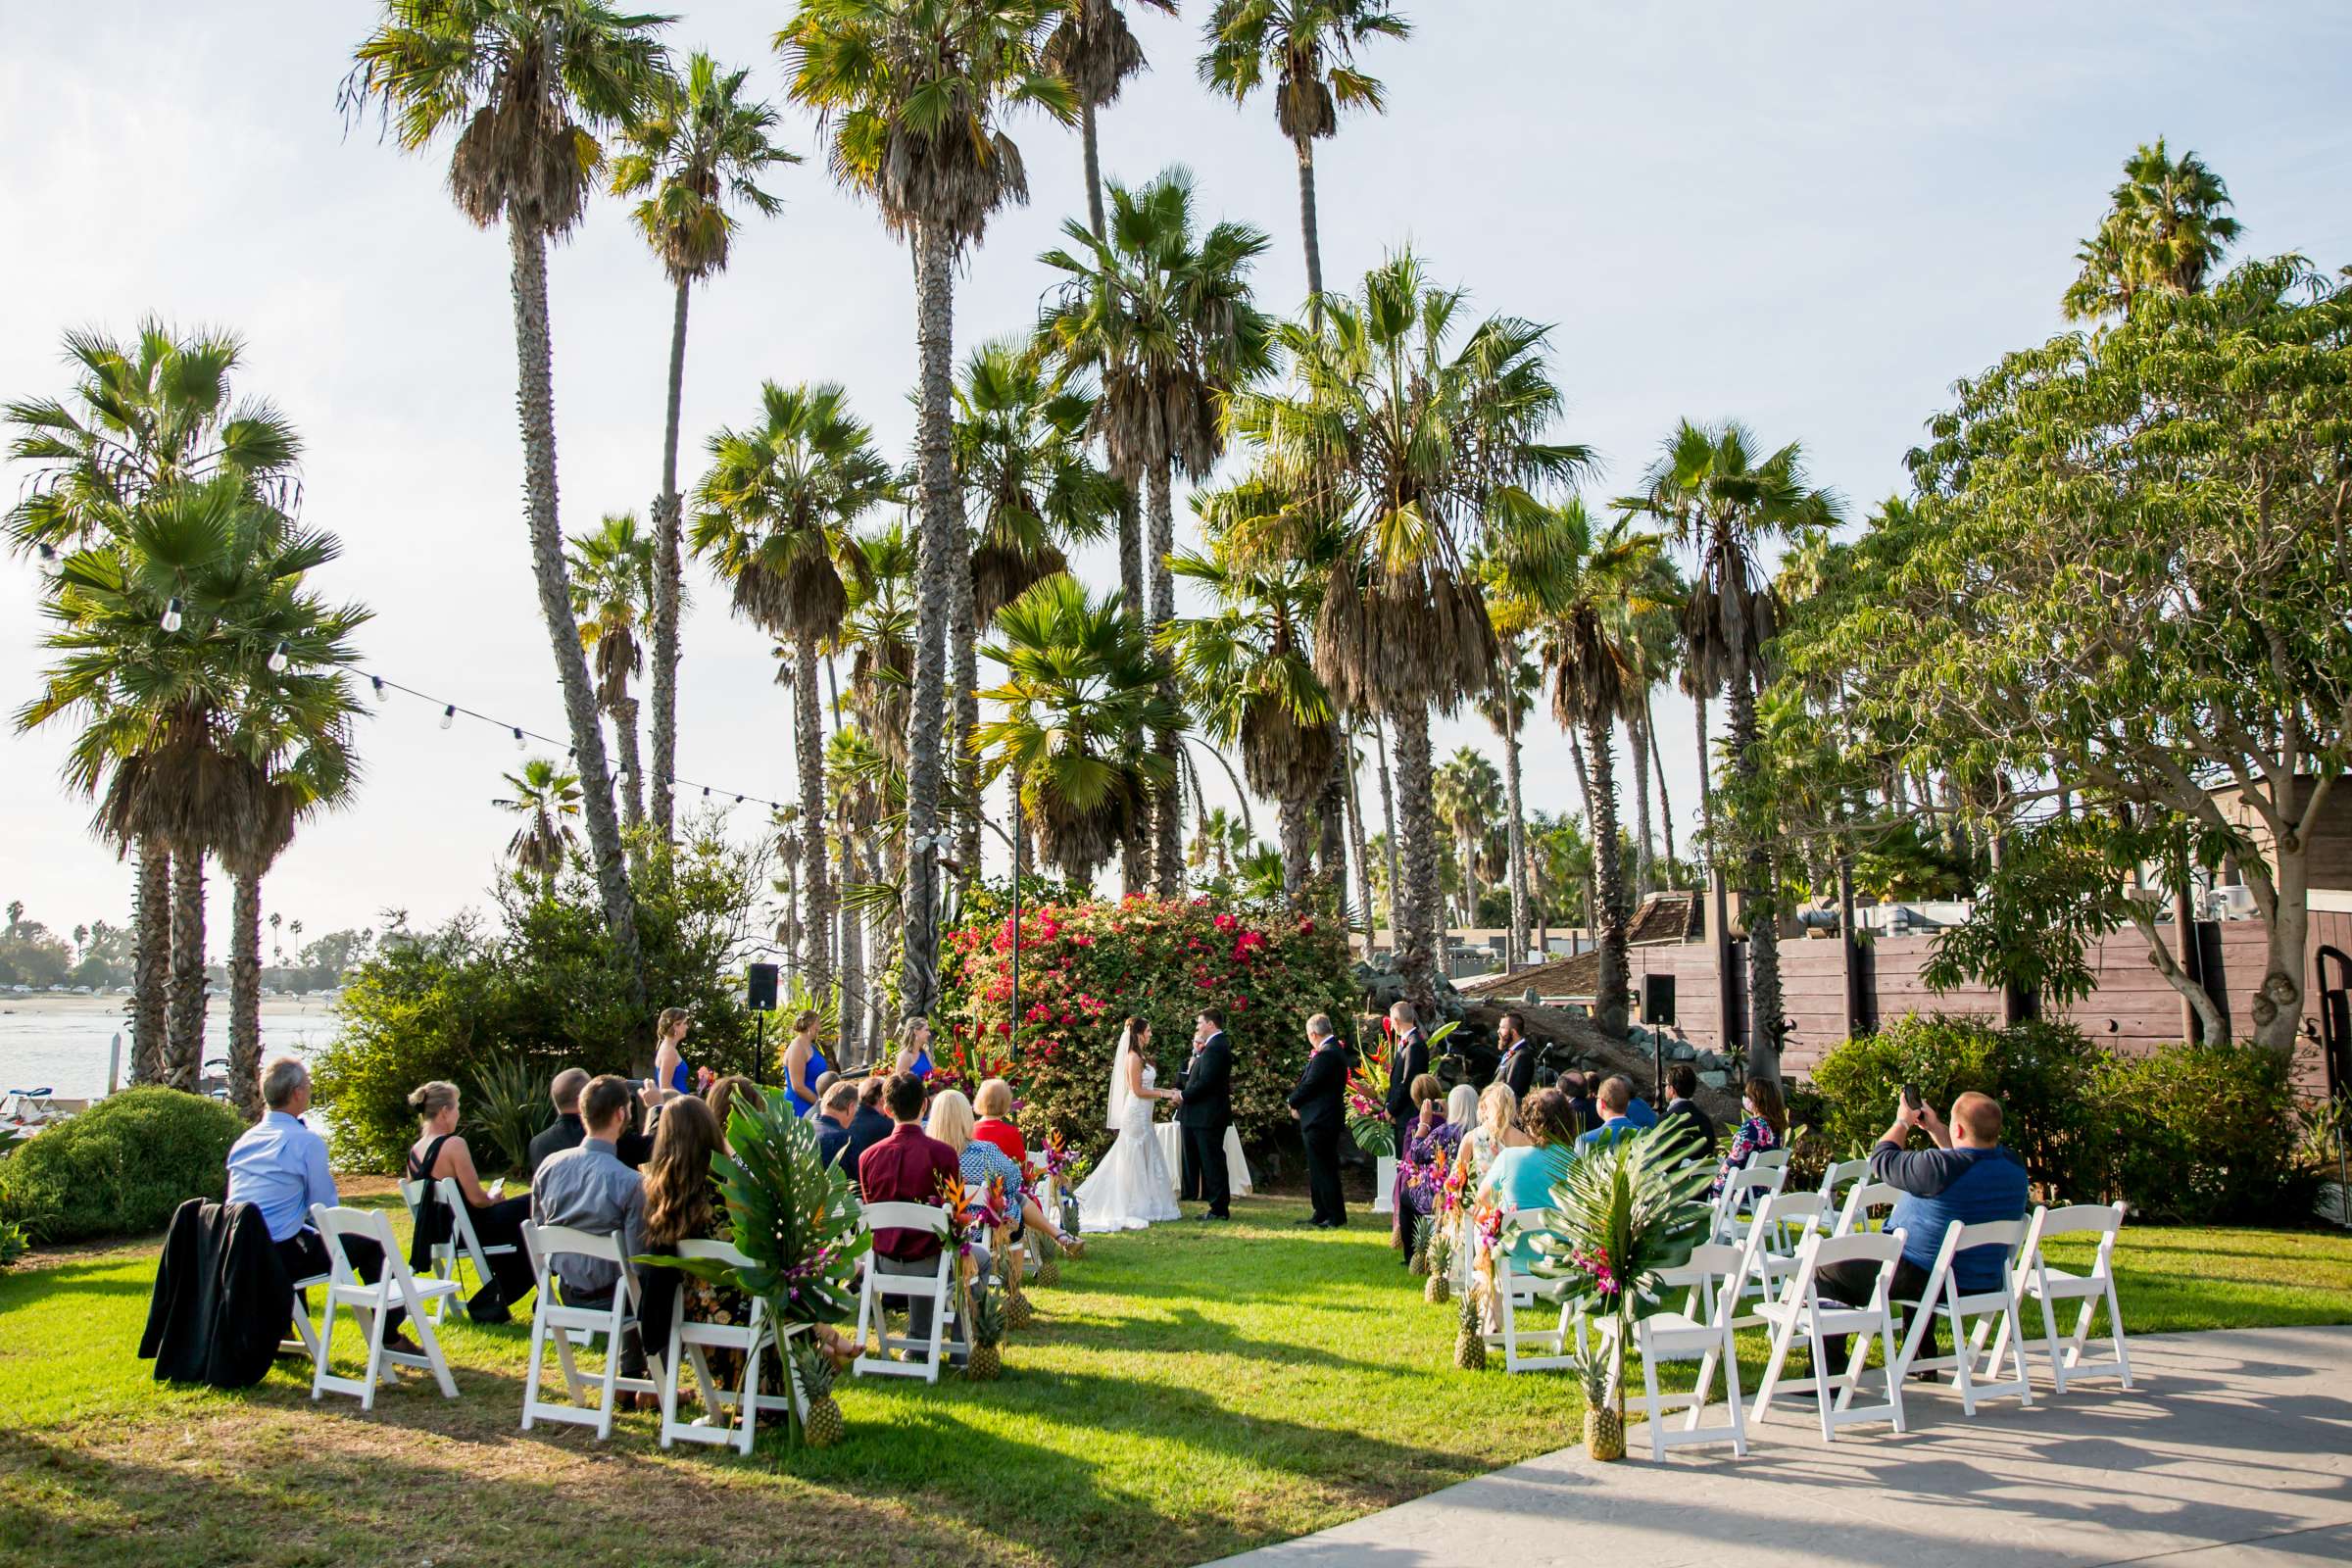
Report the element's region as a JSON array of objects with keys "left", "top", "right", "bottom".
[
  {"left": 1618, "top": 420, "right": 1840, "bottom": 1085},
  {"left": 1472, "top": 650, "right": 1541, "bottom": 964},
  {"left": 952, "top": 337, "right": 1120, "bottom": 876},
  {"left": 782, "top": 0, "right": 1073, "bottom": 1020},
  {"left": 693, "top": 381, "right": 894, "bottom": 1007},
  {"left": 6, "top": 322, "right": 300, "bottom": 1083},
  {"left": 1166, "top": 473, "right": 1339, "bottom": 905},
  {"left": 1432, "top": 747, "right": 1501, "bottom": 929},
  {"left": 611, "top": 52, "right": 796, "bottom": 843},
  {"left": 1197, "top": 0, "right": 1409, "bottom": 310},
  {"left": 566, "top": 512, "right": 655, "bottom": 830},
  {"left": 1043, "top": 0, "right": 1176, "bottom": 621},
  {"left": 2063, "top": 138, "right": 2240, "bottom": 320},
  {"left": 495, "top": 758, "right": 583, "bottom": 895},
  {"left": 1536, "top": 504, "right": 1668, "bottom": 1038},
  {"left": 975, "top": 575, "right": 1179, "bottom": 888},
  {"left": 345, "top": 0, "right": 666, "bottom": 998},
  {"left": 1228, "top": 251, "right": 1590, "bottom": 999},
  {"left": 1187, "top": 805, "right": 1250, "bottom": 882},
  {"left": 1038, "top": 166, "right": 1274, "bottom": 894}
]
